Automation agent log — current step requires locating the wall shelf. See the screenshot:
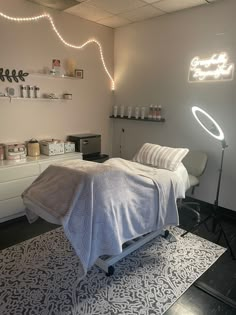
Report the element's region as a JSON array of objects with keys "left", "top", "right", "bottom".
[
  {"left": 30, "top": 73, "right": 80, "bottom": 80},
  {"left": 0, "top": 73, "right": 75, "bottom": 101},
  {"left": 109, "top": 115, "right": 165, "bottom": 122},
  {"left": 0, "top": 96, "right": 71, "bottom": 102}
]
